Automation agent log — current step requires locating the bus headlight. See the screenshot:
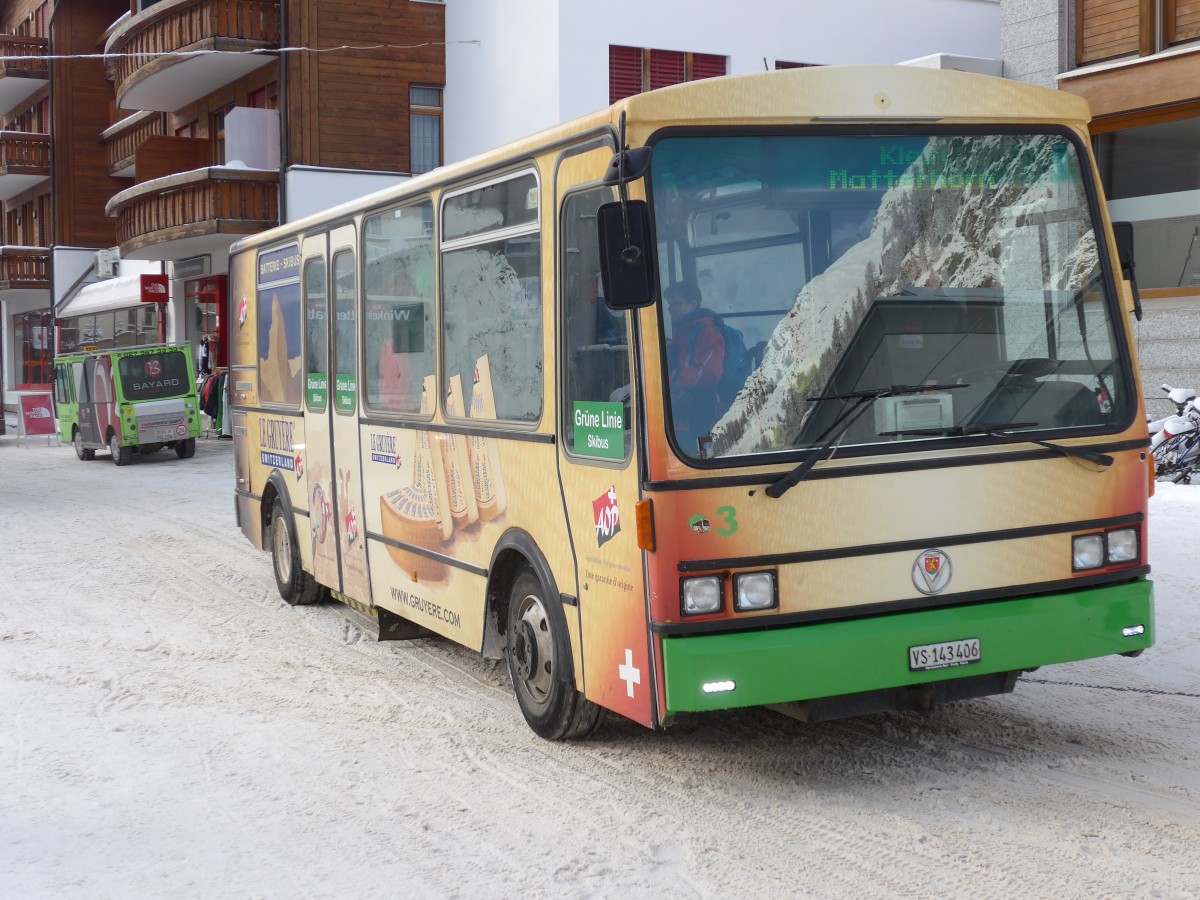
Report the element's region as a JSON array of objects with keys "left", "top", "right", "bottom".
[
  {"left": 681, "top": 576, "right": 723, "bottom": 615},
  {"left": 734, "top": 571, "right": 777, "bottom": 611},
  {"left": 1106, "top": 528, "right": 1139, "bottom": 563},
  {"left": 1072, "top": 534, "right": 1105, "bottom": 570}
]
